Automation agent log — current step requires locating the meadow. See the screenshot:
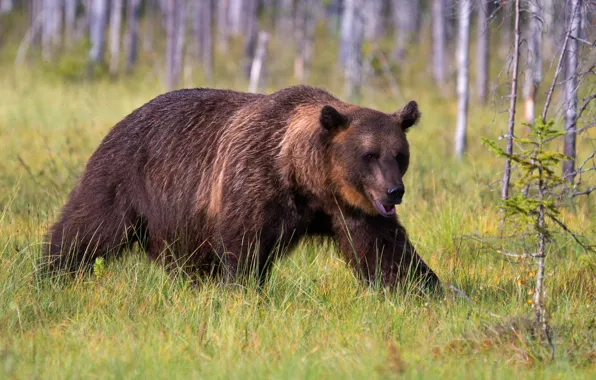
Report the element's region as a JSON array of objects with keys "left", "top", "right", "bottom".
[{"left": 0, "top": 33, "right": 595, "bottom": 379}]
